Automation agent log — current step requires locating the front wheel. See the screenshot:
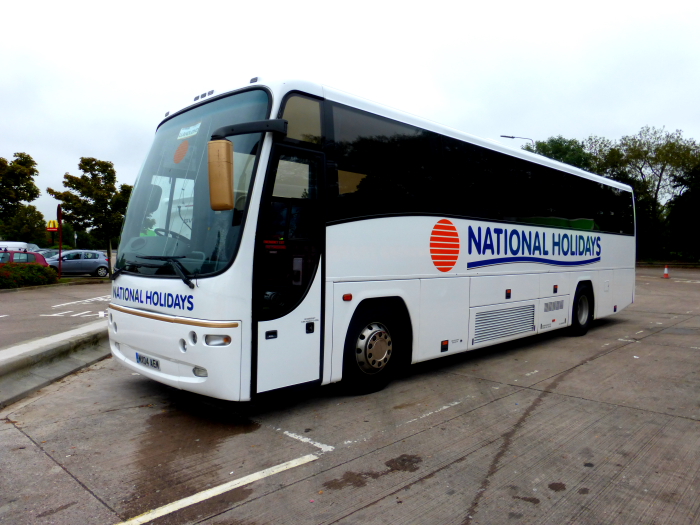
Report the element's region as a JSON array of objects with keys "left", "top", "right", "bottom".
[
  {"left": 342, "top": 303, "right": 409, "bottom": 395},
  {"left": 570, "top": 283, "right": 594, "bottom": 336}
]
